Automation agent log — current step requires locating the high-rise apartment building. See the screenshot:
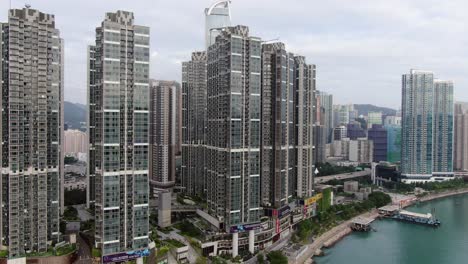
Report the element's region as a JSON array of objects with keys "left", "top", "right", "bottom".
[
  {"left": 181, "top": 51, "right": 207, "bottom": 197},
  {"left": 260, "top": 43, "right": 295, "bottom": 208},
  {"left": 317, "top": 91, "right": 333, "bottom": 143},
  {"left": 349, "top": 138, "right": 373, "bottom": 163},
  {"left": 454, "top": 102, "right": 468, "bottom": 171},
  {"left": 294, "top": 56, "right": 316, "bottom": 199},
  {"left": 64, "top": 129, "right": 87, "bottom": 154},
  {"left": 205, "top": 0, "right": 232, "bottom": 49},
  {"left": 0, "top": 7, "right": 64, "bottom": 257},
  {"left": 149, "top": 80, "right": 180, "bottom": 191},
  {"left": 432, "top": 80, "right": 454, "bottom": 177},
  {"left": 206, "top": 25, "right": 262, "bottom": 229},
  {"left": 401, "top": 70, "right": 434, "bottom": 181},
  {"left": 88, "top": 11, "right": 149, "bottom": 256},
  {"left": 401, "top": 70, "right": 454, "bottom": 182}
]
